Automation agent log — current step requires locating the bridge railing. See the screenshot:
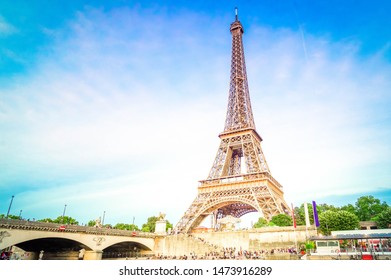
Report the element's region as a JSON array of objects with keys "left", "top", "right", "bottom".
[{"left": 0, "top": 218, "right": 155, "bottom": 238}]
